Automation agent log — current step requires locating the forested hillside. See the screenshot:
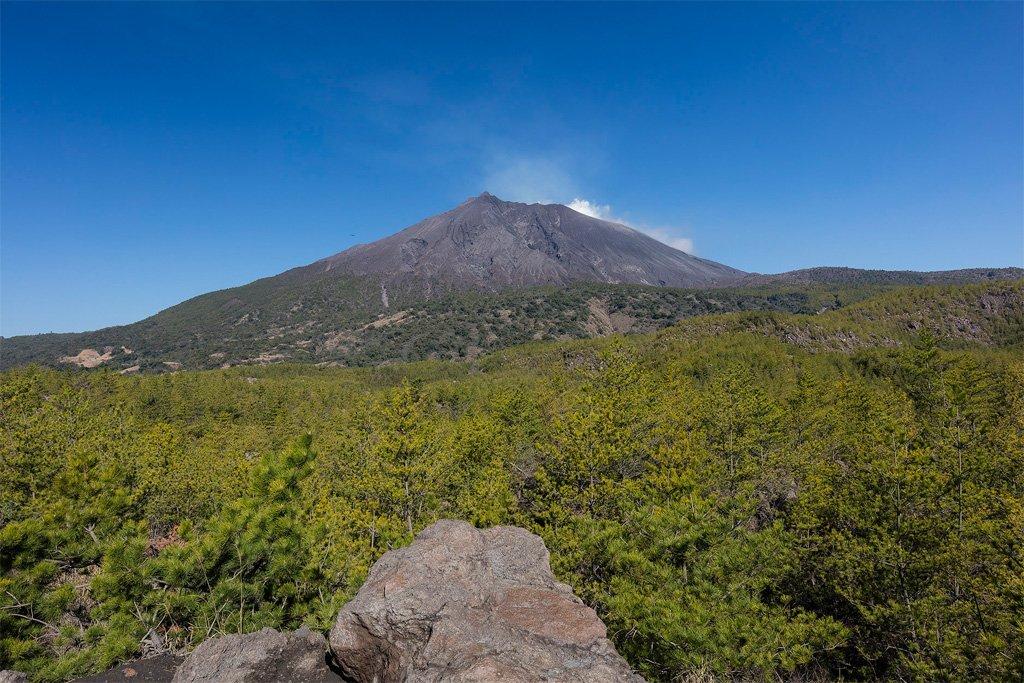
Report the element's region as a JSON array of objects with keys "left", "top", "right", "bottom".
[
  {"left": 2, "top": 272, "right": 1021, "bottom": 373},
  {"left": 2, "top": 281, "right": 1022, "bottom": 681}
]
